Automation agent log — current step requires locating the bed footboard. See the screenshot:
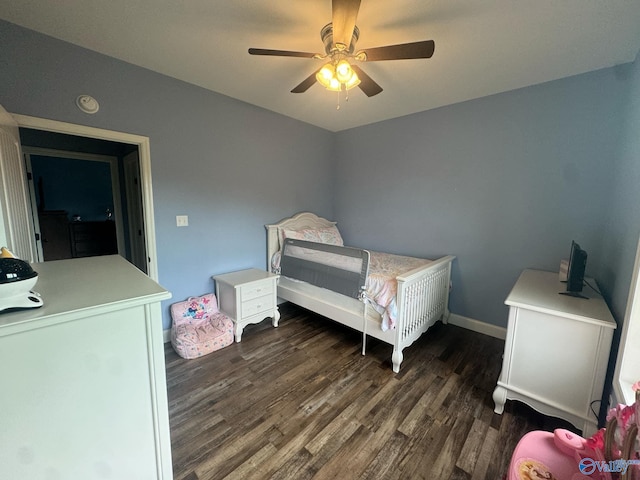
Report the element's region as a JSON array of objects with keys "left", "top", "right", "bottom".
[{"left": 392, "top": 255, "right": 455, "bottom": 372}]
